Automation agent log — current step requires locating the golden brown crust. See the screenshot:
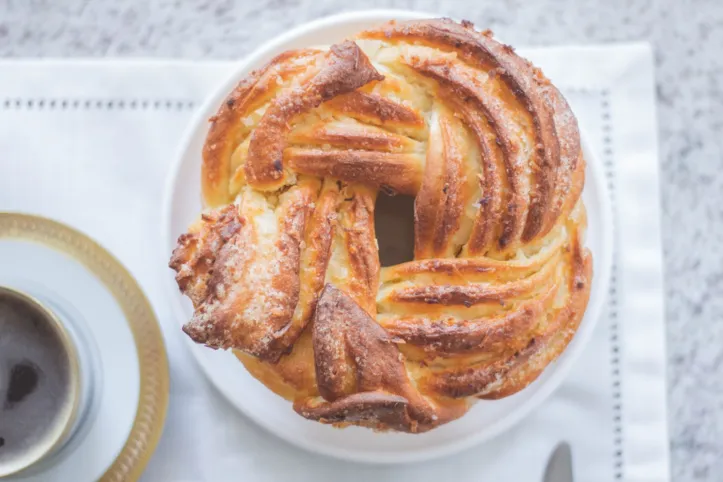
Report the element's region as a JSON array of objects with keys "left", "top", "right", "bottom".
[
  {"left": 380, "top": 282, "right": 556, "bottom": 357},
  {"left": 406, "top": 56, "right": 529, "bottom": 252},
  {"left": 285, "top": 148, "right": 423, "bottom": 196},
  {"left": 295, "top": 391, "right": 416, "bottom": 432},
  {"left": 458, "top": 101, "right": 505, "bottom": 255},
  {"left": 338, "top": 187, "right": 381, "bottom": 313},
  {"left": 295, "top": 284, "right": 447, "bottom": 432},
  {"left": 244, "top": 41, "right": 384, "bottom": 191},
  {"left": 203, "top": 48, "right": 322, "bottom": 207},
  {"left": 175, "top": 180, "right": 319, "bottom": 361},
  {"left": 362, "top": 18, "right": 582, "bottom": 249},
  {"left": 277, "top": 180, "right": 339, "bottom": 354},
  {"left": 170, "top": 20, "right": 591, "bottom": 433},
  {"left": 288, "top": 120, "right": 420, "bottom": 152},
  {"left": 325, "top": 91, "right": 425, "bottom": 129},
  {"left": 413, "top": 111, "right": 473, "bottom": 259},
  {"left": 424, "top": 237, "right": 592, "bottom": 399},
  {"left": 170, "top": 205, "right": 243, "bottom": 304}
]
